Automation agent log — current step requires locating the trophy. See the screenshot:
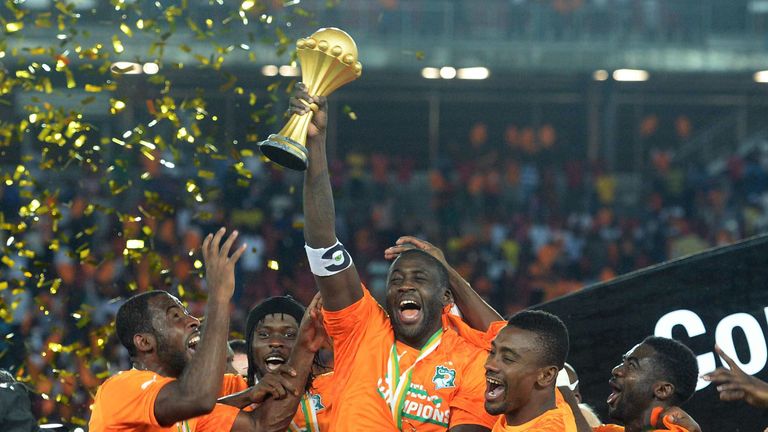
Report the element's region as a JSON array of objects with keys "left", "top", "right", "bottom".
[{"left": 258, "top": 28, "right": 363, "bottom": 171}]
